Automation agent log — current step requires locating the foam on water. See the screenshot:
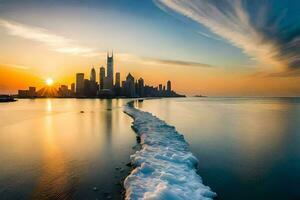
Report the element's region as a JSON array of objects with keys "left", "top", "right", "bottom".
[{"left": 124, "top": 104, "right": 216, "bottom": 200}]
